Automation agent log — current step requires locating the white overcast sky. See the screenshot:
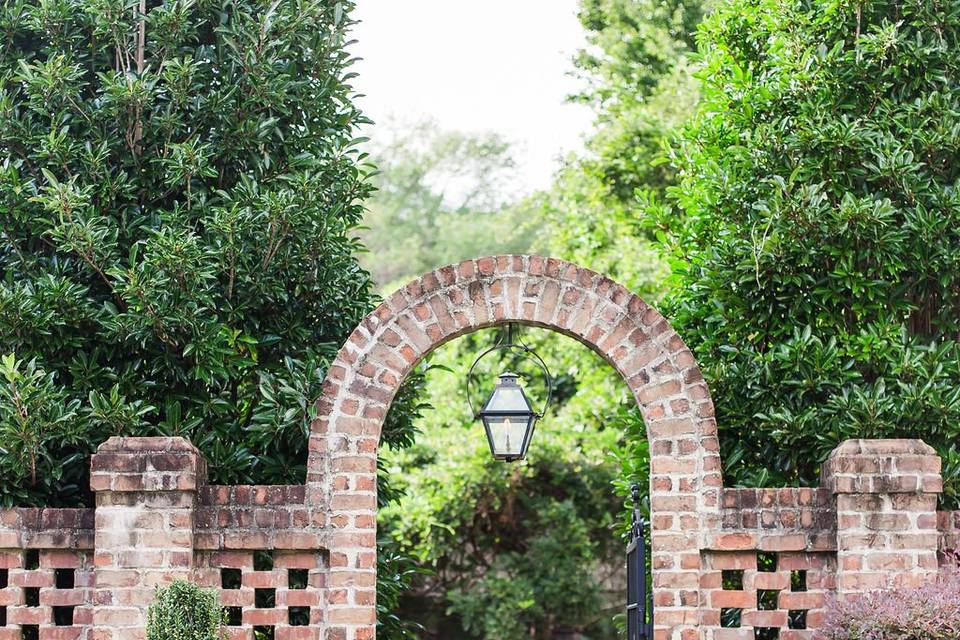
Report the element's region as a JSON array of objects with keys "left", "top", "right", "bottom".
[{"left": 349, "top": 0, "right": 594, "bottom": 192}]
